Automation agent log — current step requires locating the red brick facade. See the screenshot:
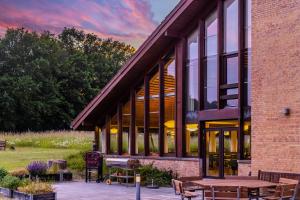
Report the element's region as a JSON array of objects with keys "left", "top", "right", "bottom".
[{"left": 251, "top": 0, "right": 300, "bottom": 174}]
